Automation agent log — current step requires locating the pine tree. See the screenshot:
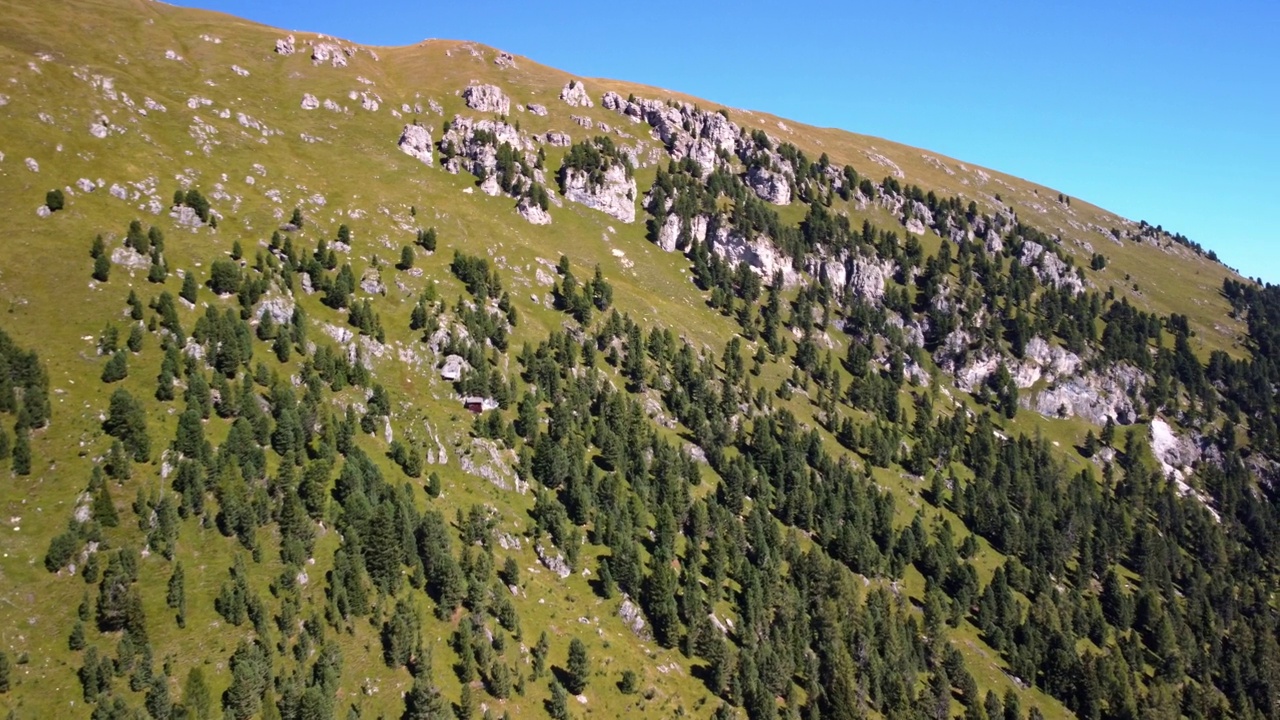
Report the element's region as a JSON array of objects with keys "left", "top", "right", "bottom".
[
  {"left": 565, "top": 637, "right": 589, "bottom": 694},
  {"left": 0, "top": 650, "right": 10, "bottom": 693},
  {"left": 101, "top": 351, "right": 128, "bottom": 383},
  {"left": 93, "top": 253, "right": 111, "bottom": 282},
  {"left": 399, "top": 245, "right": 415, "bottom": 270},
  {"left": 182, "top": 667, "right": 212, "bottom": 720},
  {"left": 11, "top": 428, "right": 31, "bottom": 475}
]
